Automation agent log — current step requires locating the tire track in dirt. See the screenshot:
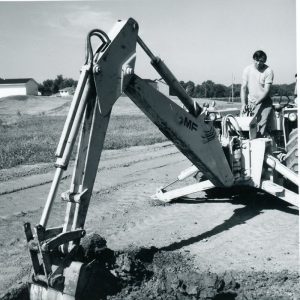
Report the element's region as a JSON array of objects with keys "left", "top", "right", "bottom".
[
  {"left": 0, "top": 142, "right": 176, "bottom": 196},
  {"left": 0, "top": 142, "right": 298, "bottom": 294},
  {"left": 0, "top": 142, "right": 181, "bottom": 217},
  {"left": 0, "top": 143, "right": 188, "bottom": 292},
  {"left": 85, "top": 171, "right": 298, "bottom": 274}
]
